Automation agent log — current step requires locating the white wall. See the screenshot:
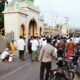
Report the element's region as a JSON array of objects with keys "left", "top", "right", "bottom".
[
  {"left": 4, "top": 5, "right": 44, "bottom": 40},
  {"left": 19, "top": 14, "right": 27, "bottom": 27},
  {"left": 4, "top": 13, "right": 19, "bottom": 40}
]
